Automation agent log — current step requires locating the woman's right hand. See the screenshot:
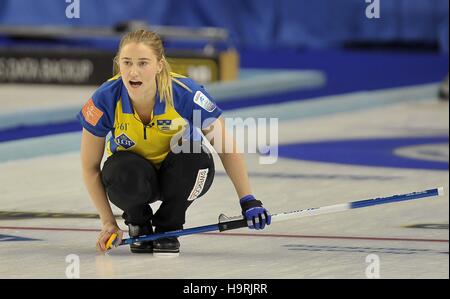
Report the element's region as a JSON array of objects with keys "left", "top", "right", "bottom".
[{"left": 96, "top": 222, "right": 123, "bottom": 253}]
